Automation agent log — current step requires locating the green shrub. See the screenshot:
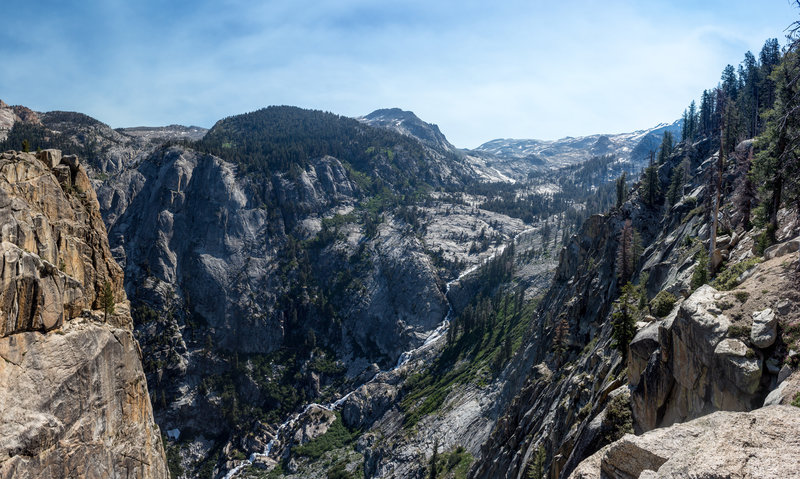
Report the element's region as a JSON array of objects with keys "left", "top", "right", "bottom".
[
  {"left": 734, "top": 291, "right": 750, "bottom": 303},
  {"left": 712, "top": 257, "right": 762, "bottom": 291},
  {"left": 292, "top": 413, "right": 356, "bottom": 460},
  {"left": 754, "top": 224, "right": 777, "bottom": 256},
  {"left": 716, "top": 299, "right": 734, "bottom": 311},
  {"left": 430, "top": 446, "right": 473, "bottom": 479},
  {"left": 602, "top": 394, "right": 633, "bottom": 443},
  {"left": 691, "top": 248, "right": 709, "bottom": 290},
  {"left": 650, "top": 291, "right": 677, "bottom": 317},
  {"left": 728, "top": 324, "right": 751, "bottom": 340},
  {"left": 792, "top": 392, "right": 800, "bottom": 408}
]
